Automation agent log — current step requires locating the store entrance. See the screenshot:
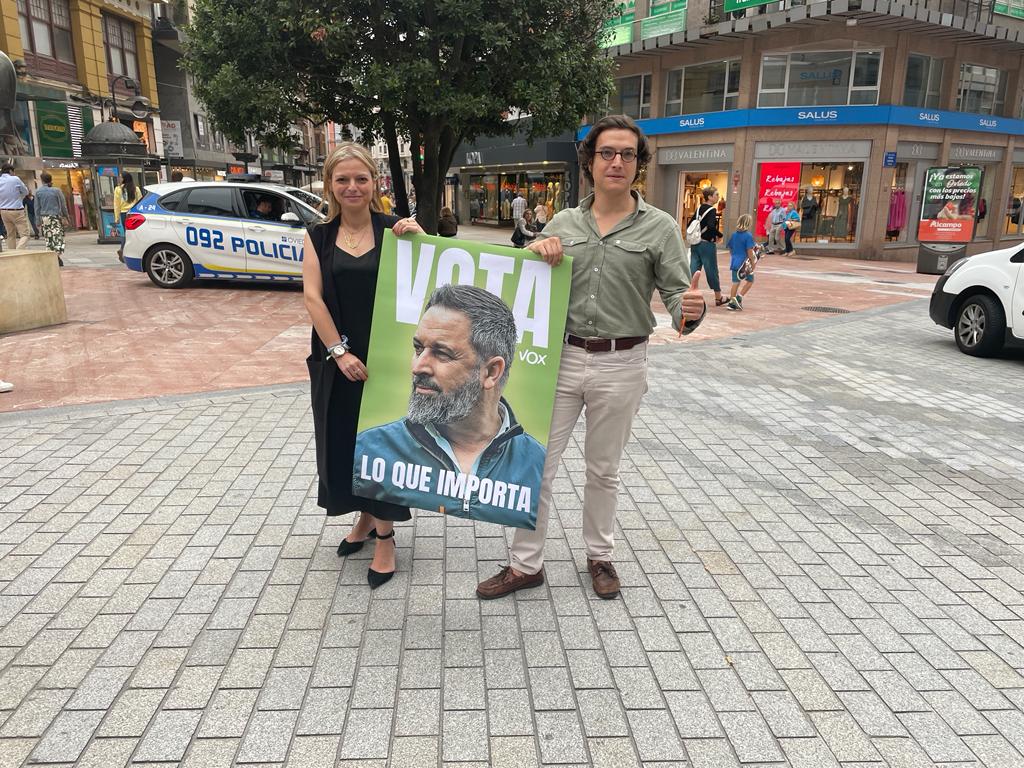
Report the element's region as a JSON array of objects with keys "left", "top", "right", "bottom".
[
  {"left": 49, "top": 167, "right": 97, "bottom": 231},
  {"left": 677, "top": 171, "right": 729, "bottom": 226}
]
